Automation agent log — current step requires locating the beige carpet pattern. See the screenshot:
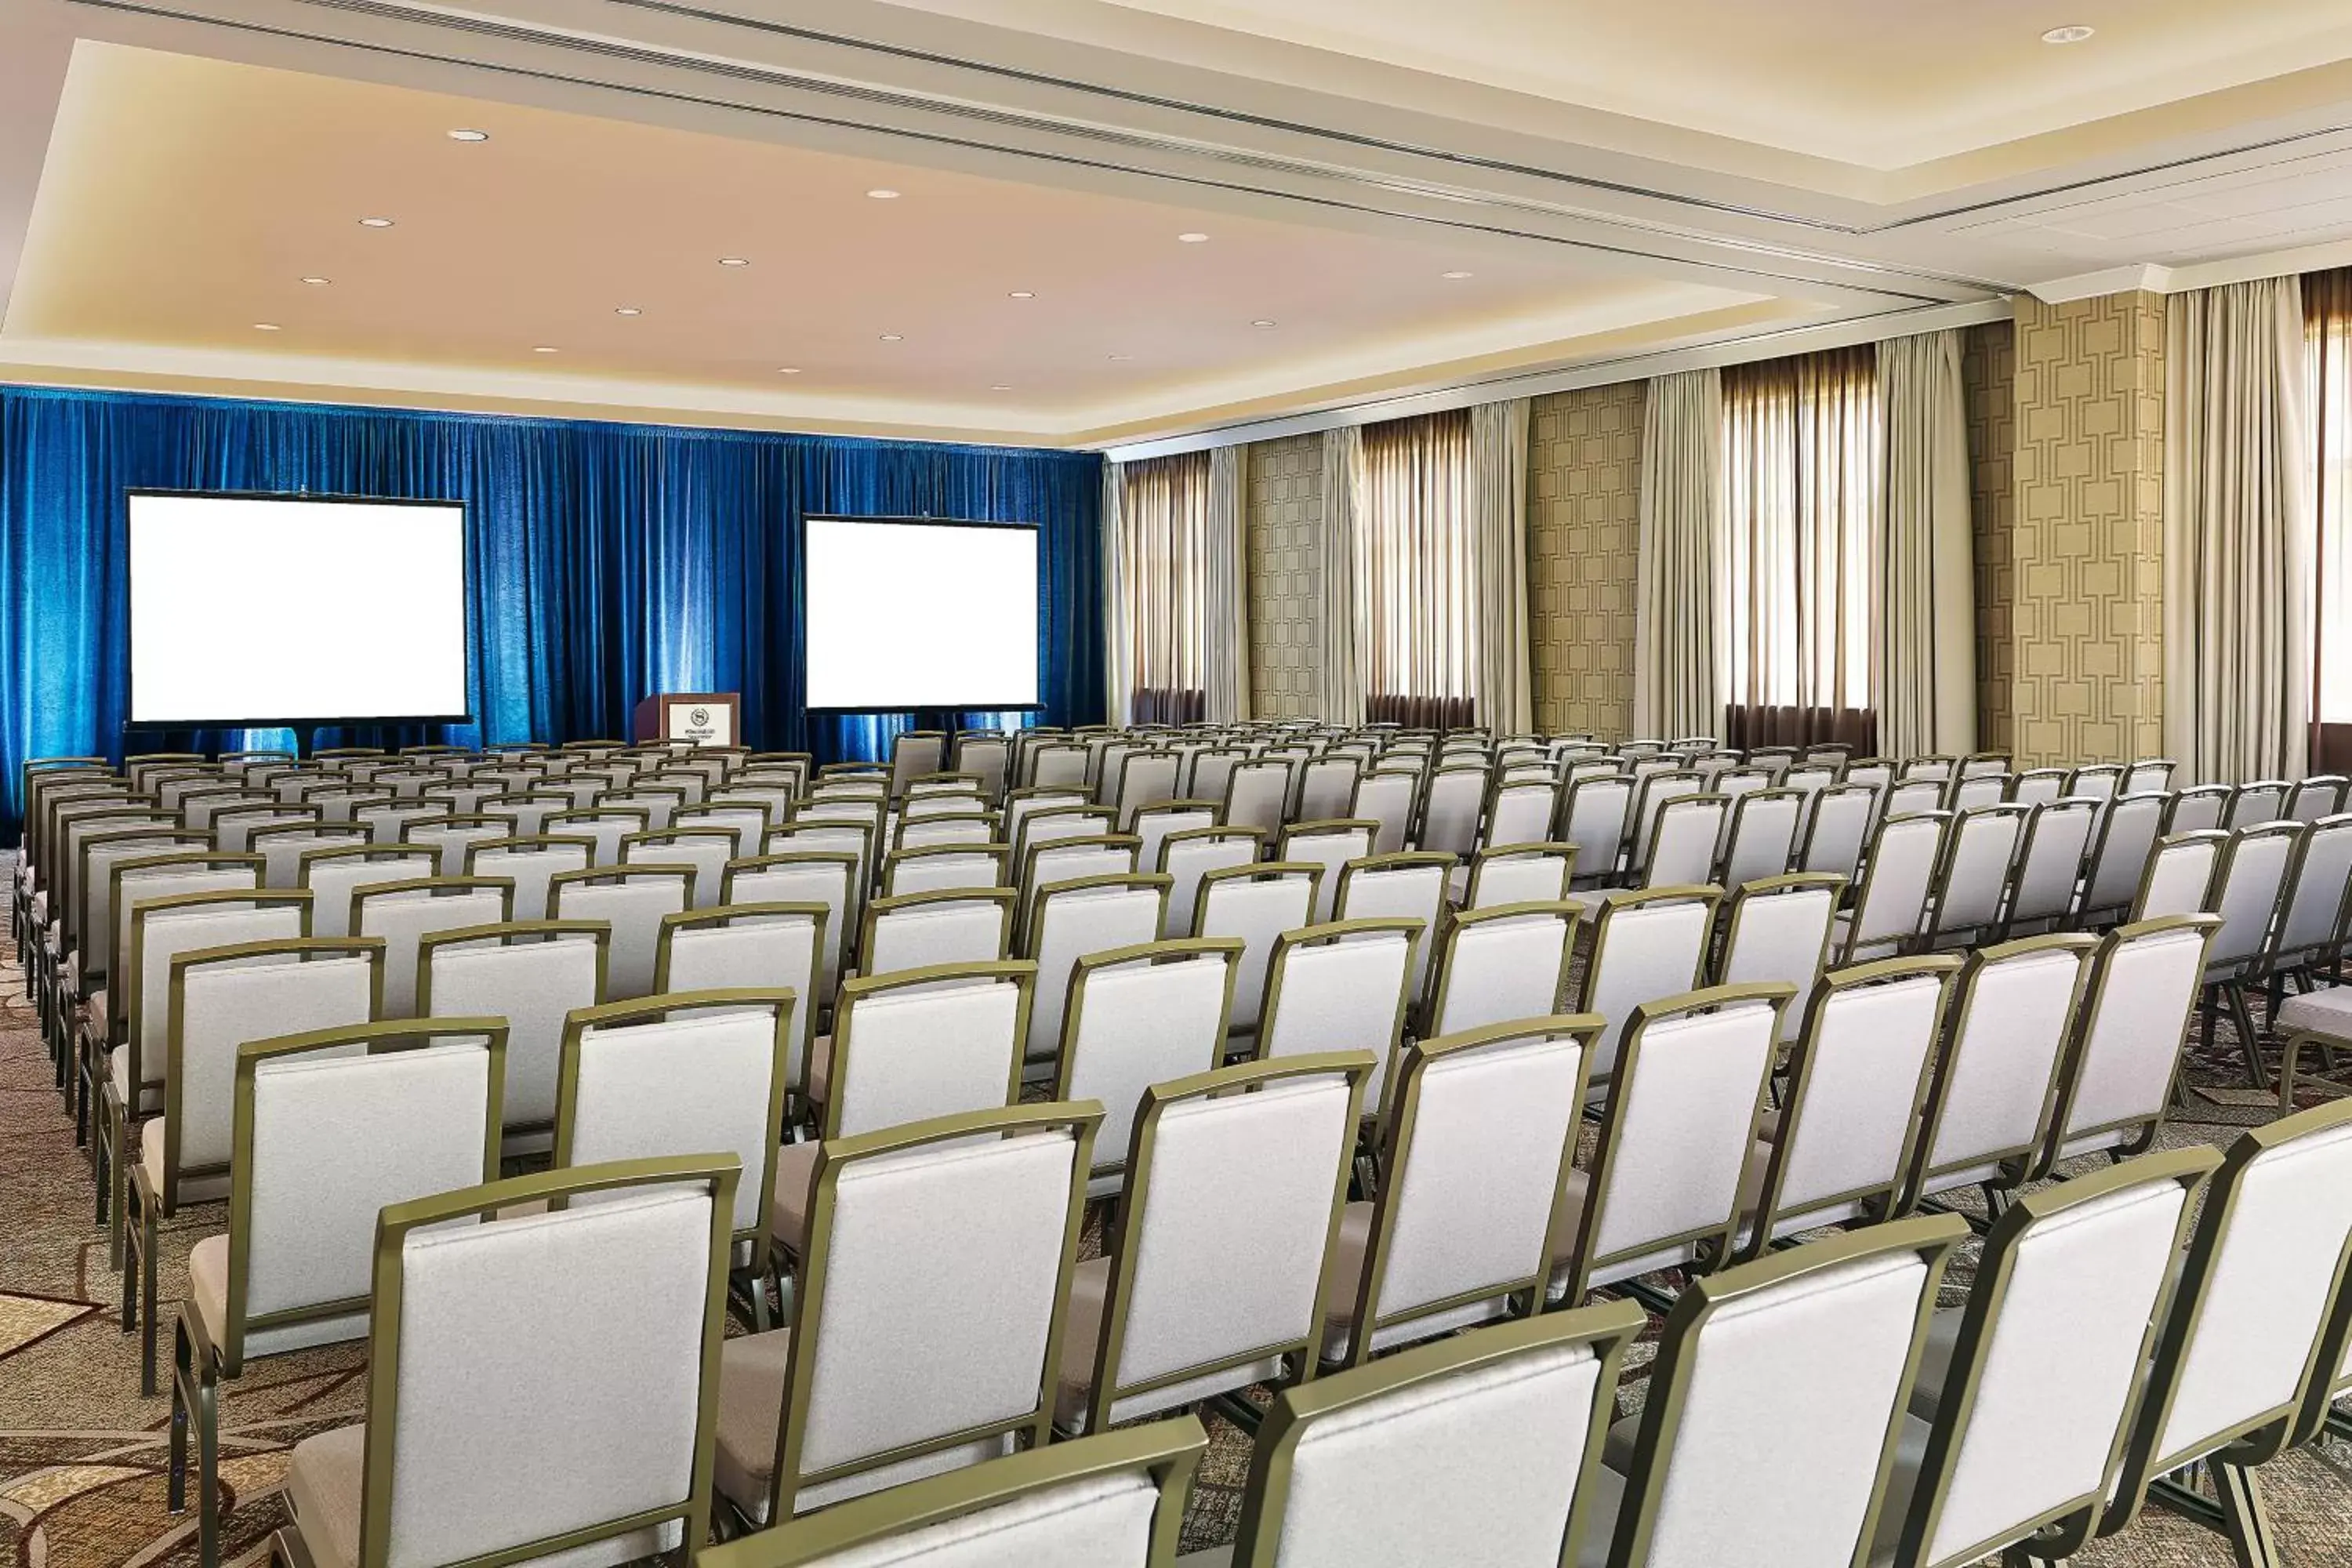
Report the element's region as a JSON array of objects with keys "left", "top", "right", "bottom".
[{"left": 5, "top": 864, "right": 2352, "bottom": 1564}]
